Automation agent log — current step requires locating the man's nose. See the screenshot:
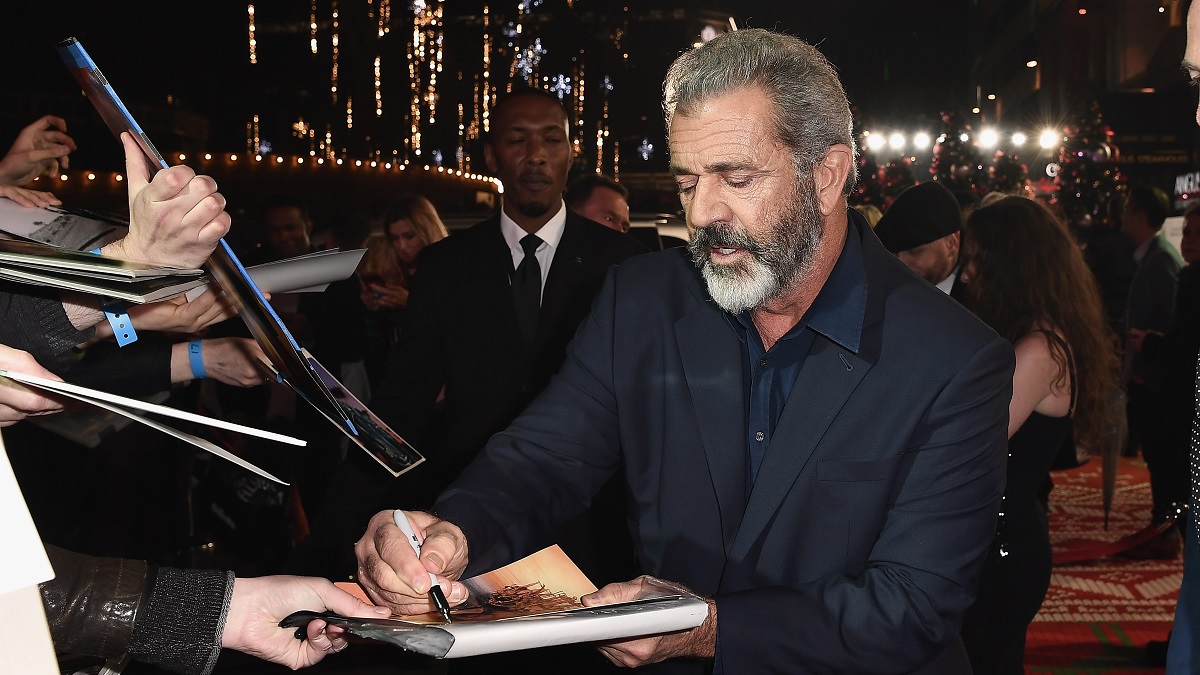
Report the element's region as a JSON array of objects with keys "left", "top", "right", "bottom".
[
  {"left": 526, "top": 138, "right": 548, "bottom": 164},
  {"left": 690, "top": 181, "right": 734, "bottom": 228}
]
